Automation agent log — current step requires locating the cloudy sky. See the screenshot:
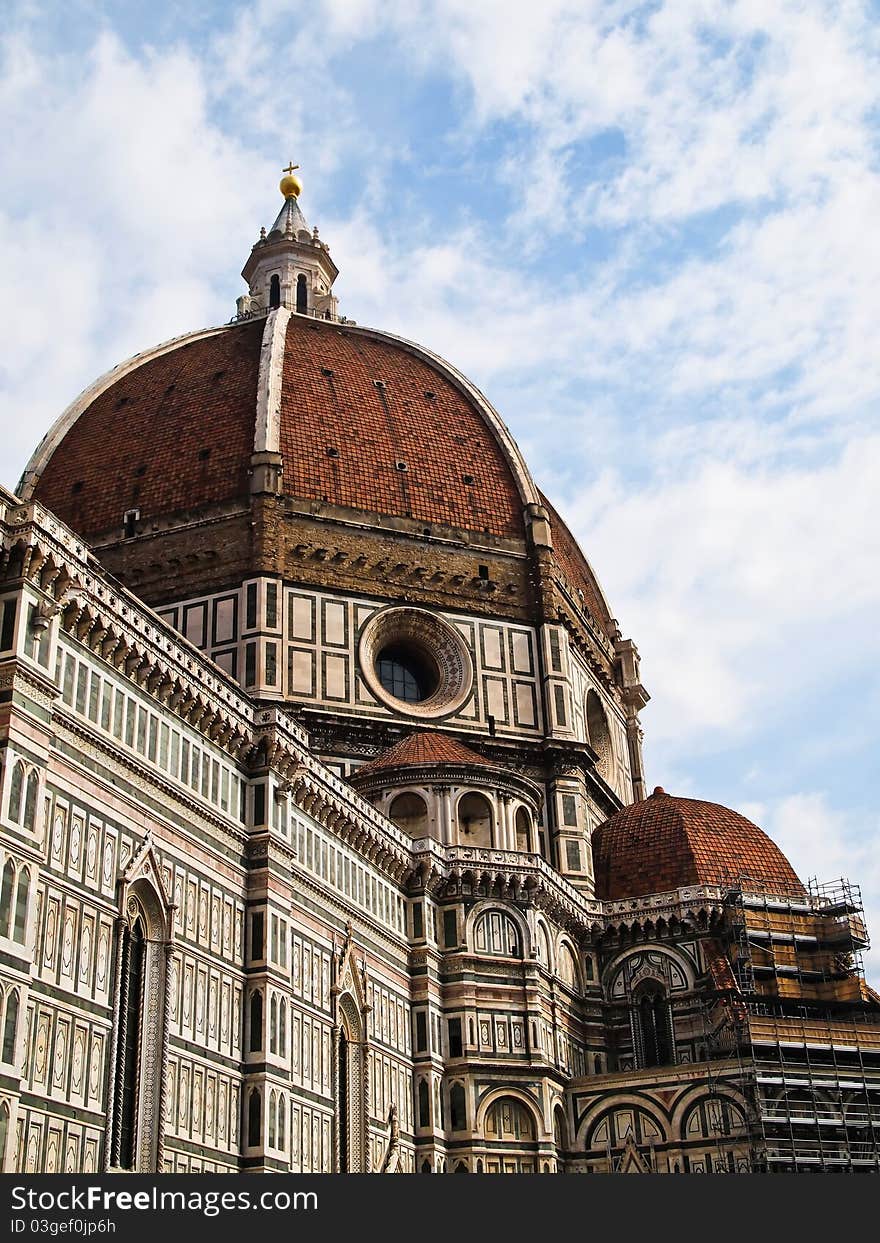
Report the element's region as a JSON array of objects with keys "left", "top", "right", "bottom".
[{"left": 1, "top": 0, "right": 878, "bottom": 978}]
